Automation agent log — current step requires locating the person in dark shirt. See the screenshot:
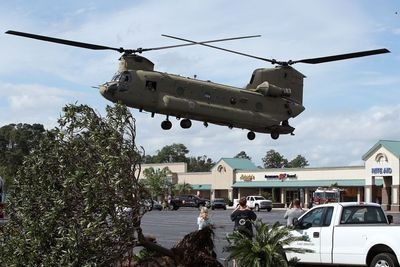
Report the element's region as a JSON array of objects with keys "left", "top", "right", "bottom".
[{"left": 230, "top": 197, "right": 257, "bottom": 238}]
